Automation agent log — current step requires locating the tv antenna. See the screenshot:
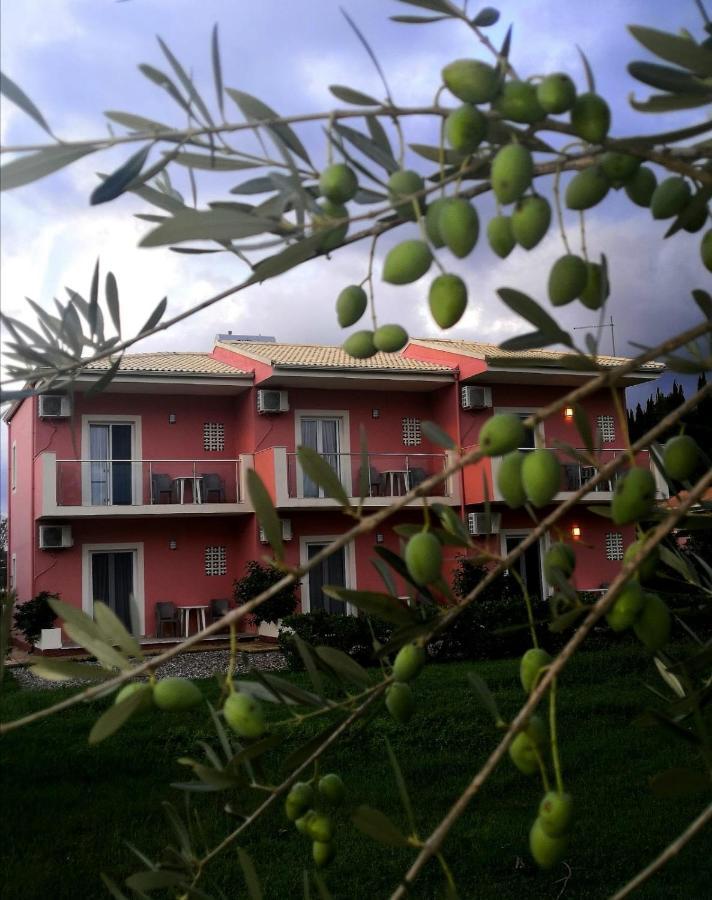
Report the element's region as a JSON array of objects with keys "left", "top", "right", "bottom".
[{"left": 573, "top": 315, "right": 616, "bottom": 356}]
